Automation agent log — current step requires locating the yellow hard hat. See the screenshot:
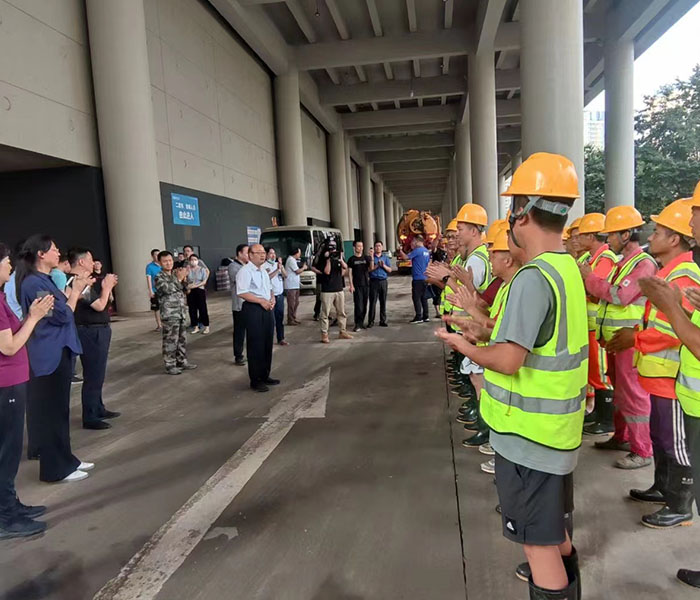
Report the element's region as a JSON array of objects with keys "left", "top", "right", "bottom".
[
  {"left": 502, "top": 152, "right": 579, "bottom": 199},
  {"left": 485, "top": 219, "right": 507, "bottom": 244},
  {"left": 578, "top": 213, "right": 606, "bottom": 235},
  {"left": 601, "top": 206, "right": 644, "bottom": 234},
  {"left": 445, "top": 219, "right": 458, "bottom": 232},
  {"left": 491, "top": 227, "right": 510, "bottom": 252},
  {"left": 456, "top": 203, "right": 488, "bottom": 227},
  {"left": 651, "top": 199, "right": 693, "bottom": 238},
  {"left": 567, "top": 217, "right": 582, "bottom": 234},
  {"left": 687, "top": 181, "right": 700, "bottom": 208}
]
